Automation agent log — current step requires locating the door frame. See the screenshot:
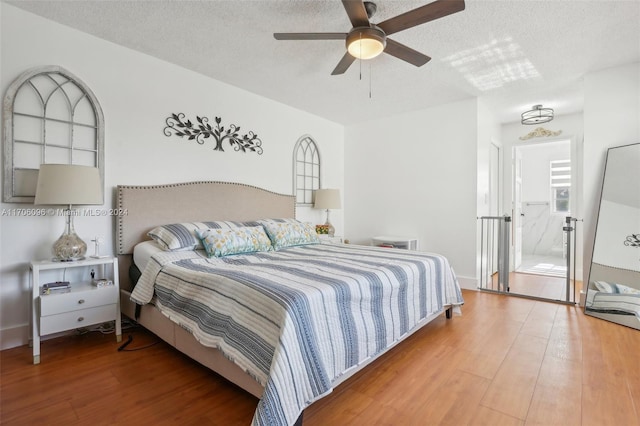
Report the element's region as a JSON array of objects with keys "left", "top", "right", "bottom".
[{"left": 488, "top": 141, "right": 502, "bottom": 276}]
